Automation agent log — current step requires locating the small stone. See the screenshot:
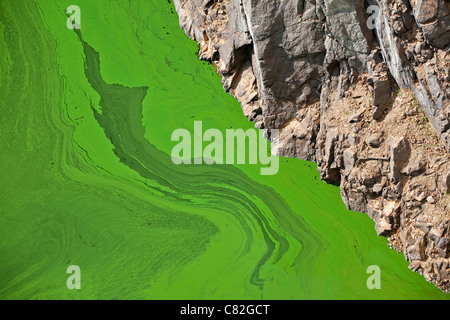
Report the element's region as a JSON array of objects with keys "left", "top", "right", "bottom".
[
  {"left": 349, "top": 108, "right": 366, "bottom": 123},
  {"left": 366, "top": 132, "right": 383, "bottom": 148},
  {"left": 407, "top": 158, "right": 426, "bottom": 176},
  {"left": 416, "top": 192, "right": 427, "bottom": 202},
  {"left": 429, "top": 226, "right": 444, "bottom": 242},
  {"left": 372, "top": 183, "right": 384, "bottom": 194},
  {"left": 348, "top": 132, "right": 359, "bottom": 146},
  {"left": 389, "top": 136, "right": 411, "bottom": 182},
  {"left": 343, "top": 149, "right": 356, "bottom": 171}
]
